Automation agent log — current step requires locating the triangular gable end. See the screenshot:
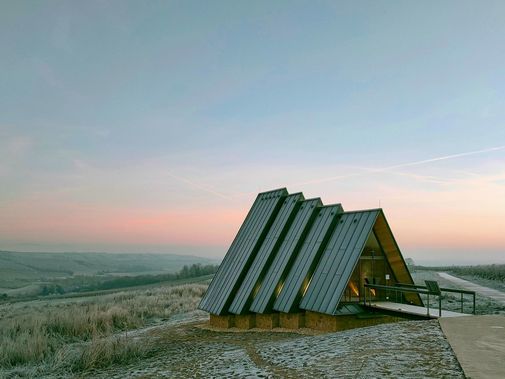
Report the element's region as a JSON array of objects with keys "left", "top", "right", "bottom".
[
  {"left": 372, "top": 211, "right": 422, "bottom": 306},
  {"left": 300, "top": 209, "right": 422, "bottom": 315},
  {"left": 332, "top": 210, "right": 423, "bottom": 311}
]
